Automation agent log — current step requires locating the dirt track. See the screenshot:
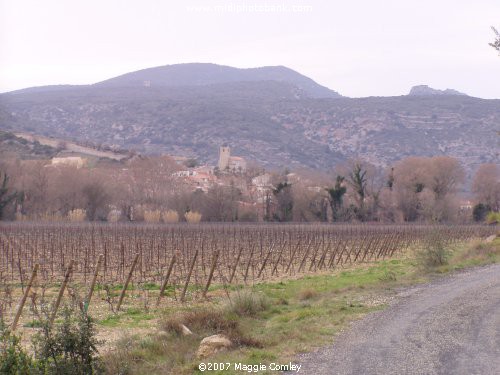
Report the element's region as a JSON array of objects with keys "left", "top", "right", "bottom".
[{"left": 294, "top": 264, "right": 500, "bottom": 375}]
